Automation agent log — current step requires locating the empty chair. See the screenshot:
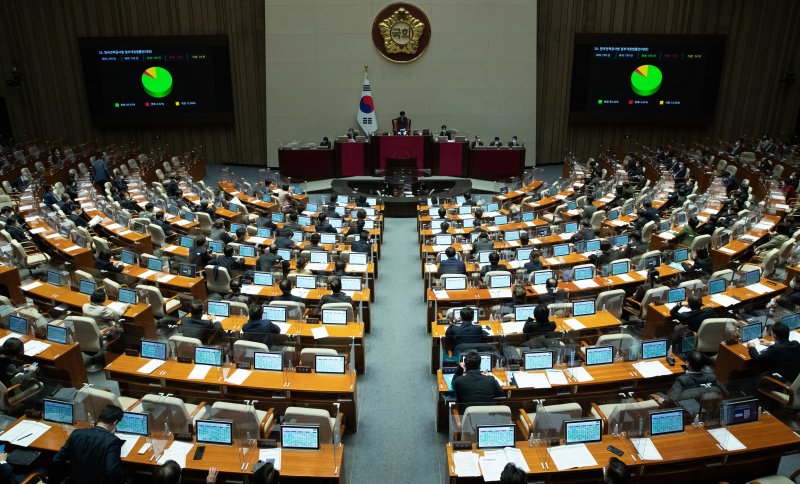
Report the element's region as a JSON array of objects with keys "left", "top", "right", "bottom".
[
  {"left": 119, "top": 164, "right": 129, "bottom": 176},
  {"left": 74, "top": 387, "right": 138, "bottom": 420},
  {"left": 773, "top": 164, "right": 785, "bottom": 179},
  {"left": 209, "top": 401, "right": 274, "bottom": 438},
  {"left": 517, "top": 402, "right": 582, "bottom": 440},
  {"left": 457, "top": 405, "right": 512, "bottom": 442},
  {"left": 103, "top": 278, "right": 121, "bottom": 300},
  {"left": 228, "top": 301, "right": 249, "bottom": 316},
  {"left": 759, "top": 248, "right": 780, "bottom": 278},
  {"left": 581, "top": 333, "right": 637, "bottom": 359},
  {"left": 591, "top": 400, "right": 660, "bottom": 432},
  {"left": 78, "top": 162, "right": 89, "bottom": 175},
  {"left": 233, "top": 340, "right": 270, "bottom": 365},
  {"left": 710, "top": 269, "right": 733, "bottom": 283},
  {"left": 269, "top": 300, "right": 305, "bottom": 320},
  {"left": 205, "top": 265, "right": 232, "bottom": 294},
  {"left": 146, "top": 223, "right": 169, "bottom": 248},
  {"left": 679, "top": 279, "right": 705, "bottom": 292},
  {"left": 68, "top": 315, "right": 110, "bottom": 372},
  {"left": 299, "top": 347, "right": 338, "bottom": 365},
  {"left": 194, "top": 212, "right": 213, "bottom": 235},
  {"left": 128, "top": 159, "right": 138, "bottom": 170},
  {"left": 155, "top": 168, "right": 165, "bottom": 181},
  {"left": 91, "top": 236, "right": 116, "bottom": 258},
  {"left": 757, "top": 373, "right": 800, "bottom": 412},
  {"left": 777, "top": 238, "right": 796, "bottom": 267},
  {"left": 128, "top": 394, "right": 208, "bottom": 434},
  {"left": 10, "top": 240, "right": 50, "bottom": 276},
  {"left": 319, "top": 302, "right": 354, "bottom": 322},
  {"left": 73, "top": 270, "right": 95, "bottom": 287},
  {"left": 137, "top": 285, "right": 180, "bottom": 320},
  {"left": 168, "top": 334, "right": 203, "bottom": 359},
  {"left": 695, "top": 318, "right": 735, "bottom": 354},
  {"left": 589, "top": 210, "right": 606, "bottom": 232},
  {"left": 284, "top": 407, "right": 340, "bottom": 444},
  {"left": 689, "top": 234, "right": 711, "bottom": 256},
  {"left": 596, "top": 289, "right": 626, "bottom": 318}
]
